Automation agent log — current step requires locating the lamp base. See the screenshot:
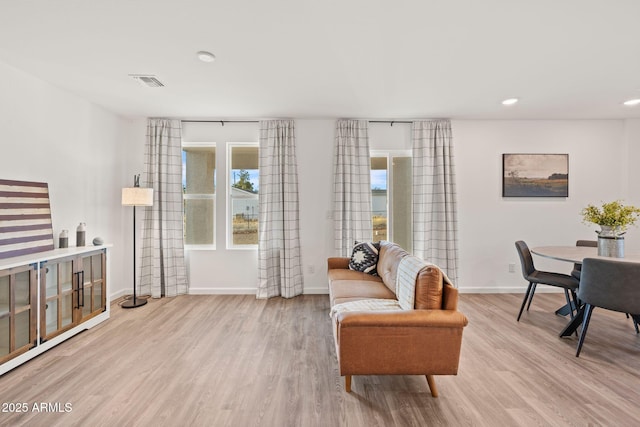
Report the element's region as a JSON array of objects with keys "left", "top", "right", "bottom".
[{"left": 121, "top": 297, "right": 148, "bottom": 309}]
